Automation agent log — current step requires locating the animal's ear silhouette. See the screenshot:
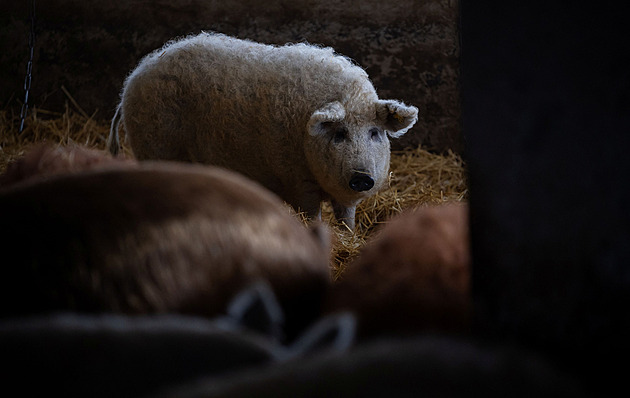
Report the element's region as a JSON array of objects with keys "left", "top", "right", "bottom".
[
  {"left": 308, "top": 222, "right": 331, "bottom": 253},
  {"left": 376, "top": 100, "right": 418, "bottom": 138},
  {"left": 287, "top": 312, "right": 356, "bottom": 358},
  {"left": 307, "top": 101, "right": 346, "bottom": 136},
  {"left": 226, "top": 281, "right": 285, "bottom": 341}
]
